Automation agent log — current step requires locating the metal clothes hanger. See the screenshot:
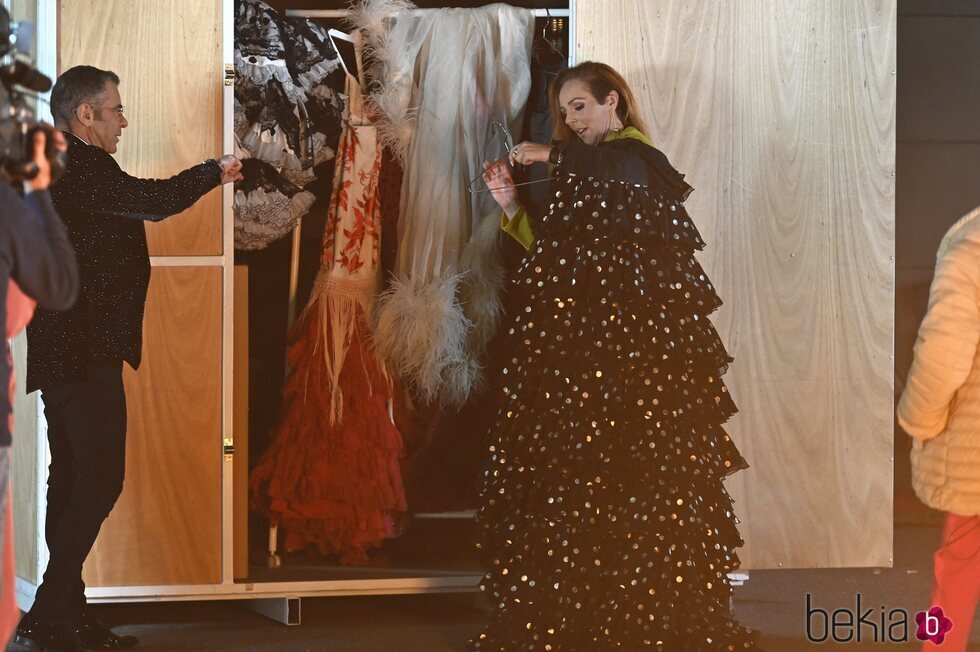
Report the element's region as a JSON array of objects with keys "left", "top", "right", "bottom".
[
  {"left": 535, "top": 8, "right": 566, "bottom": 61},
  {"left": 466, "top": 120, "right": 552, "bottom": 194}
]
